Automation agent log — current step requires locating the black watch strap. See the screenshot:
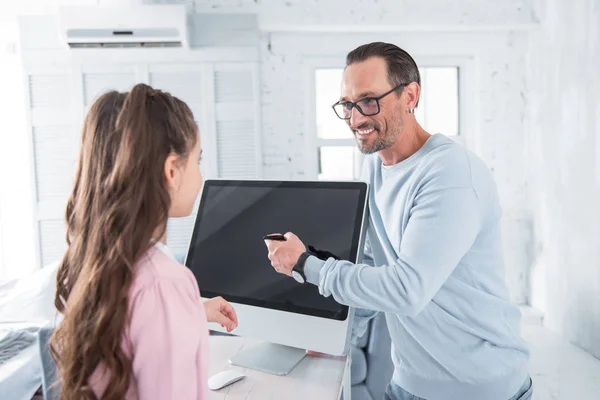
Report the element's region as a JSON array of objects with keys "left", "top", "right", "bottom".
[
  {"left": 293, "top": 252, "right": 311, "bottom": 280},
  {"left": 306, "top": 245, "right": 341, "bottom": 261}
]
